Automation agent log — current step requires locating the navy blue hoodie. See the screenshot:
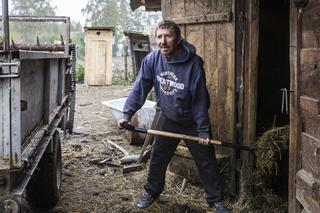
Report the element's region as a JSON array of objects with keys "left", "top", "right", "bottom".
[{"left": 123, "top": 39, "right": 211, "bottom": 138}]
